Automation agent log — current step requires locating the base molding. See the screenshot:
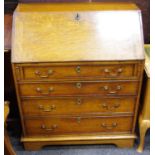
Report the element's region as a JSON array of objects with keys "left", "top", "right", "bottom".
[{"left": 21, "top": 133, "right": 136, "bottom": 150}]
